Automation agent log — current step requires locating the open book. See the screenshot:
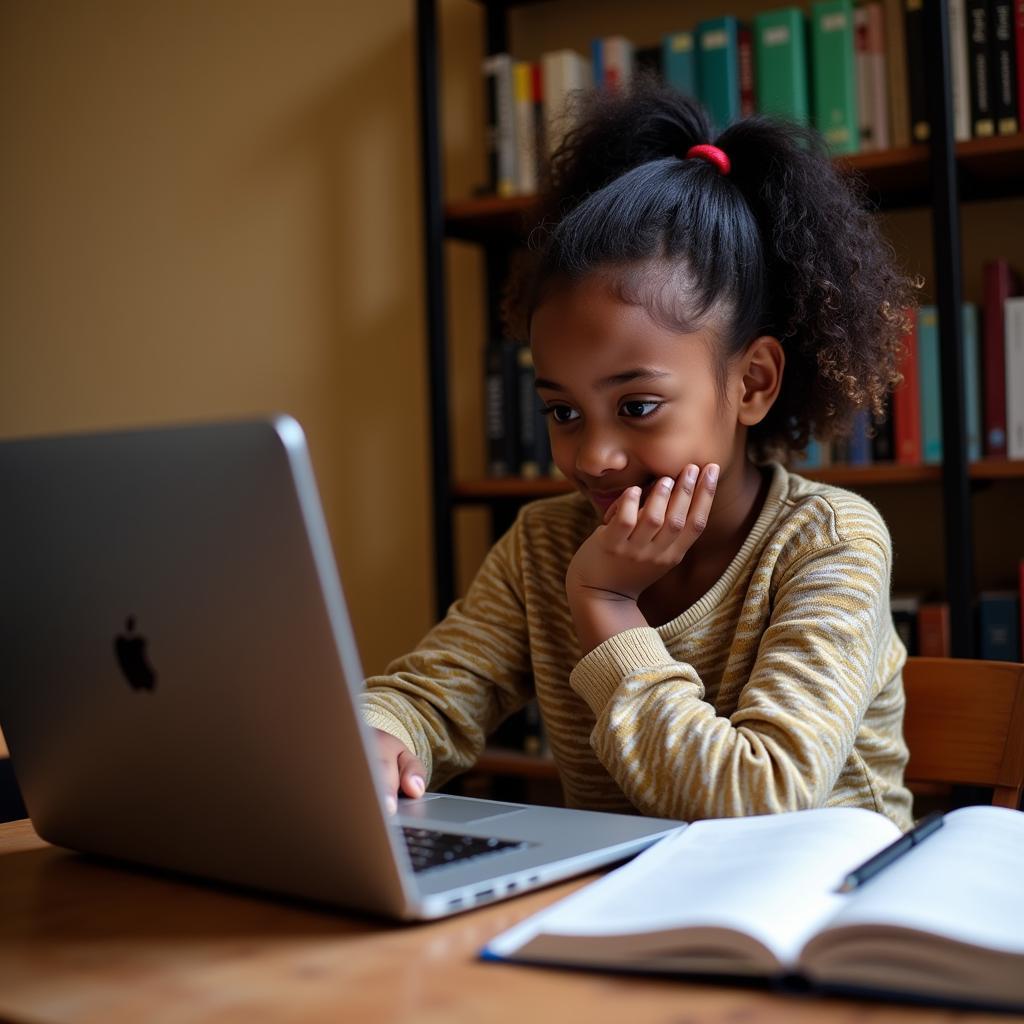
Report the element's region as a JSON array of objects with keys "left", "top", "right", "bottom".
[{"left": 483, "top": 806, "right": 1024, "bottom": 1009}]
